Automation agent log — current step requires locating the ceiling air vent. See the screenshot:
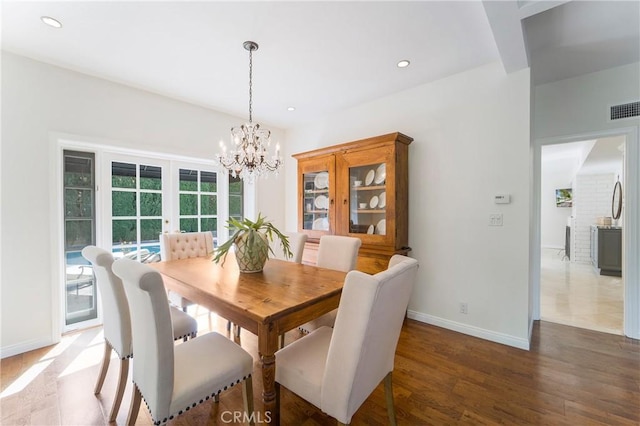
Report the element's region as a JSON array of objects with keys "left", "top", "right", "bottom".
[{"left": 610, "top": 101, "right": 639, "bottom": 120}]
